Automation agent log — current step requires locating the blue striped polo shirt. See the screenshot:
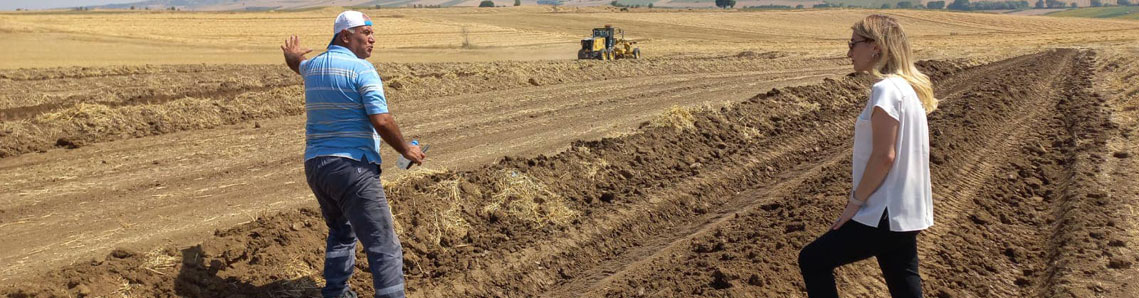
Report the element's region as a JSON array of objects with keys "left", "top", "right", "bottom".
[{"left": 300, "top": 45, "right": 388, "bottom": 165}]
